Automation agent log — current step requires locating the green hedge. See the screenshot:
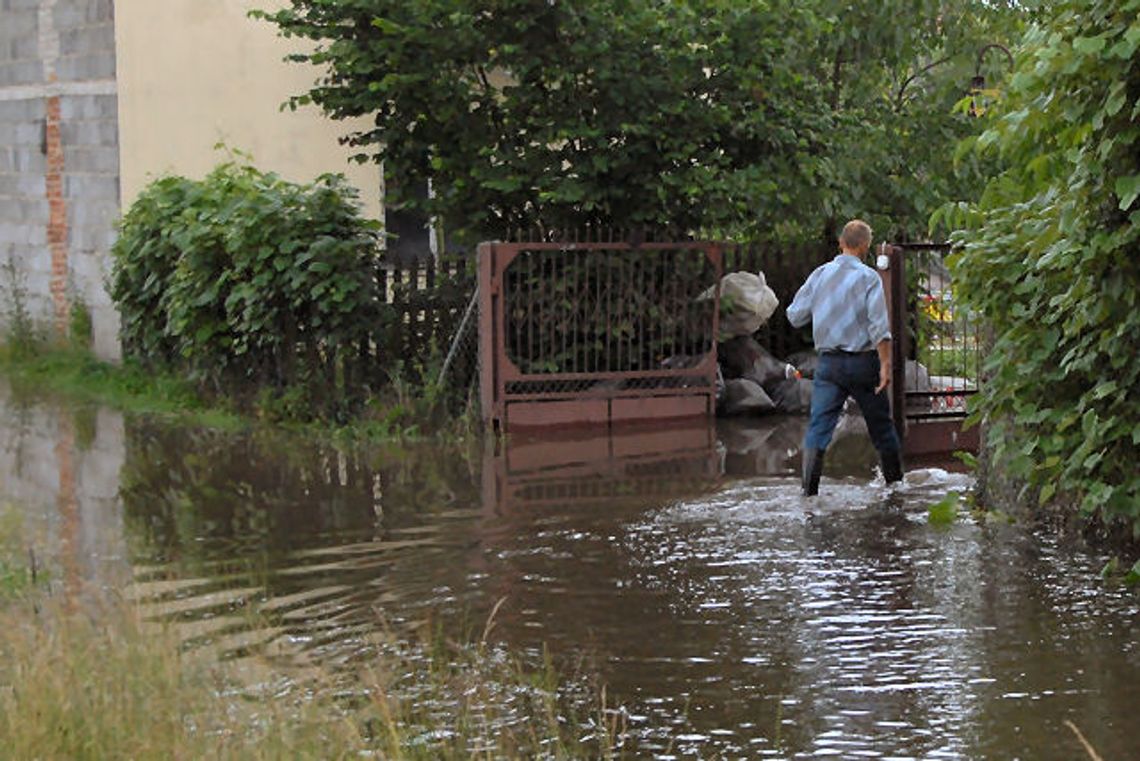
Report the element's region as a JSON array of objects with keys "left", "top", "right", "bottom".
[
  {"left": 110, "top": 161, "right": 385, "bottom": 419},
  {"left": 940, "top": 0, "right": 1140, "bottom": 532}
]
